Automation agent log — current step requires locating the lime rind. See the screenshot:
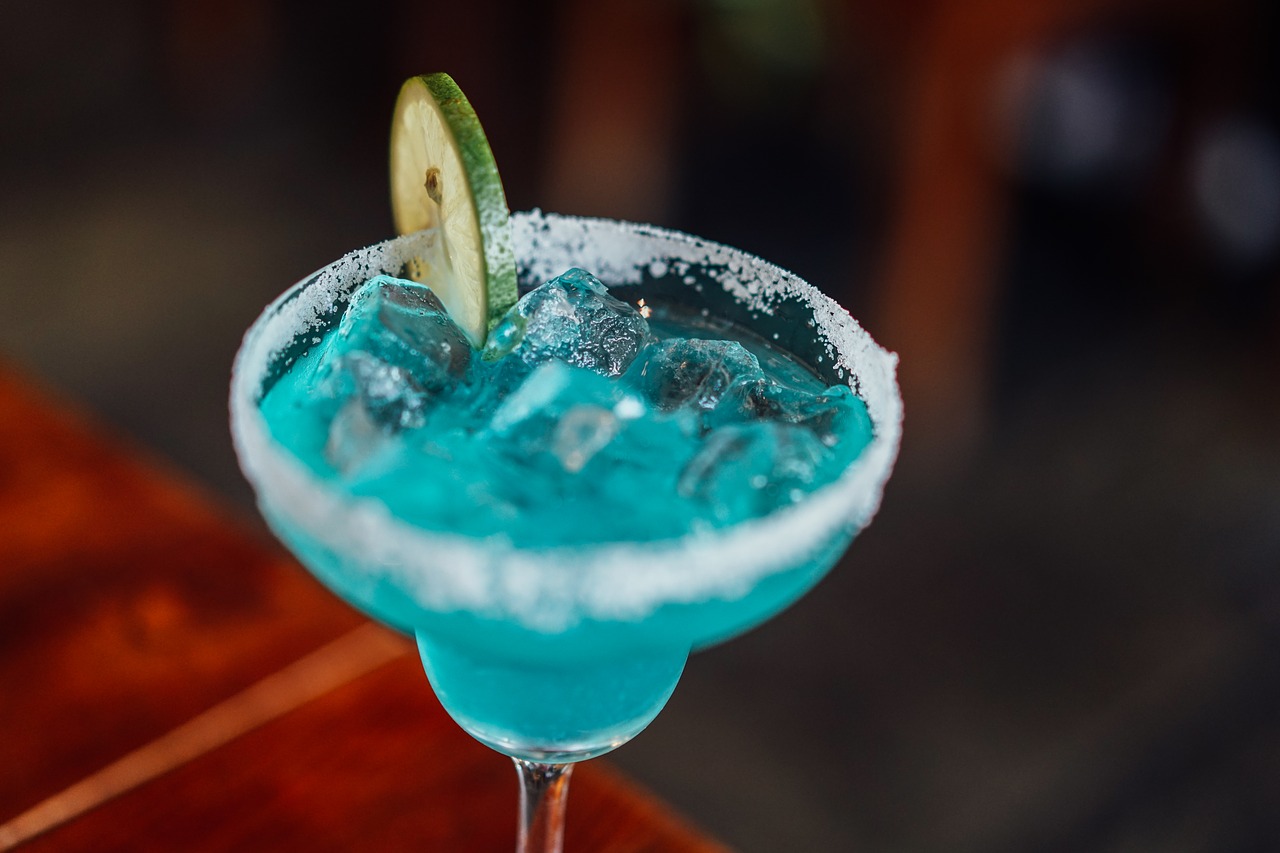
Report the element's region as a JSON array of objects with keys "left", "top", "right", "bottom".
[{"left": 390, "top": 73, "right": 517, "bottom": 345}]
